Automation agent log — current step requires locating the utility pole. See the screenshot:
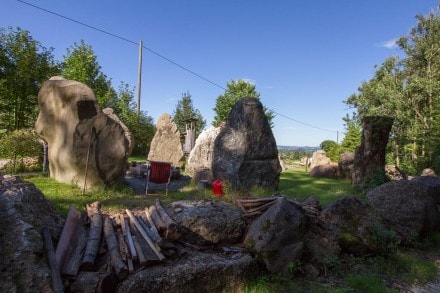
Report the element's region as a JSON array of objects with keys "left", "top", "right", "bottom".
[{"left": 137, "top": 40, "right": 143, "bottom": 116}]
